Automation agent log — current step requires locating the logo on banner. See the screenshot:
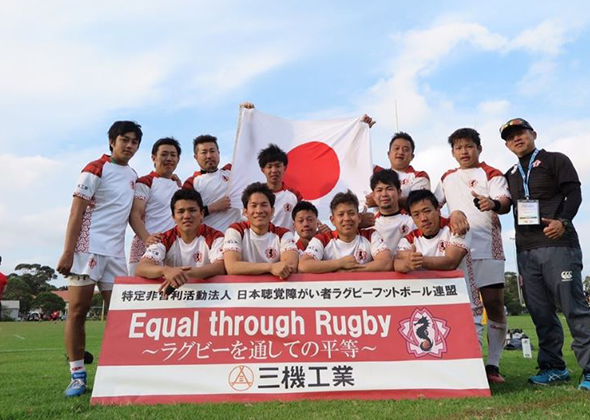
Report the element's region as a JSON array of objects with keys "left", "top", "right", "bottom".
[
  {"left": 228, "top": 365, "right": 254, "bottom": 391},
  {"left": 398, "top": 308, "right": 450, "bottom": 358}
]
